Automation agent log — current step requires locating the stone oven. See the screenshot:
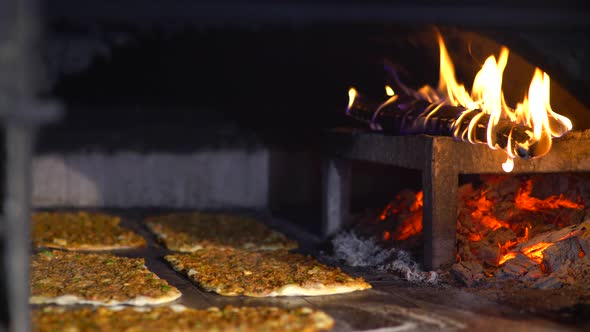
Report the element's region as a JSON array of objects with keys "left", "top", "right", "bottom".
[{"left": 2, "top": 0, "right": 590, "bottom": 331}]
